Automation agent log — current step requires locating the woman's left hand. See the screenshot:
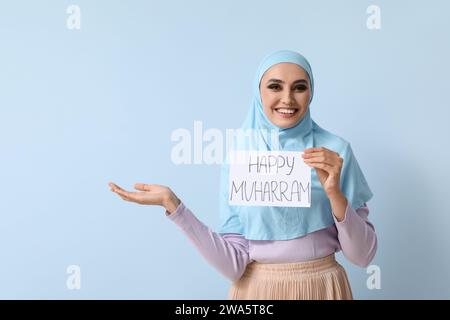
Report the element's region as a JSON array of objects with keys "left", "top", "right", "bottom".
[{"left": 302, "top": 147, "right": 343, "bottom": 197}]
